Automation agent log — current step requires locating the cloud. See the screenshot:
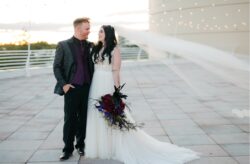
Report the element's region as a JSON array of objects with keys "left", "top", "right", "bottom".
[
  {"left": 0, "top": 22, "right": 71, "bottom": 31},
  {"left": 0, "top": 21, "right": 147, "bottom": 32}
]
